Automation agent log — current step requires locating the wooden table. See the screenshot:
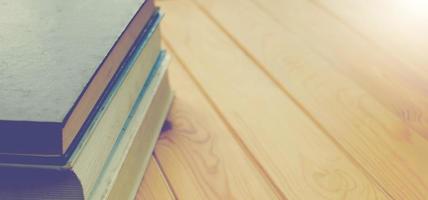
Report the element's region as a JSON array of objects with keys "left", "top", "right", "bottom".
[{"left": 136, "top": 0, "right": 428, "bottom": 199}]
